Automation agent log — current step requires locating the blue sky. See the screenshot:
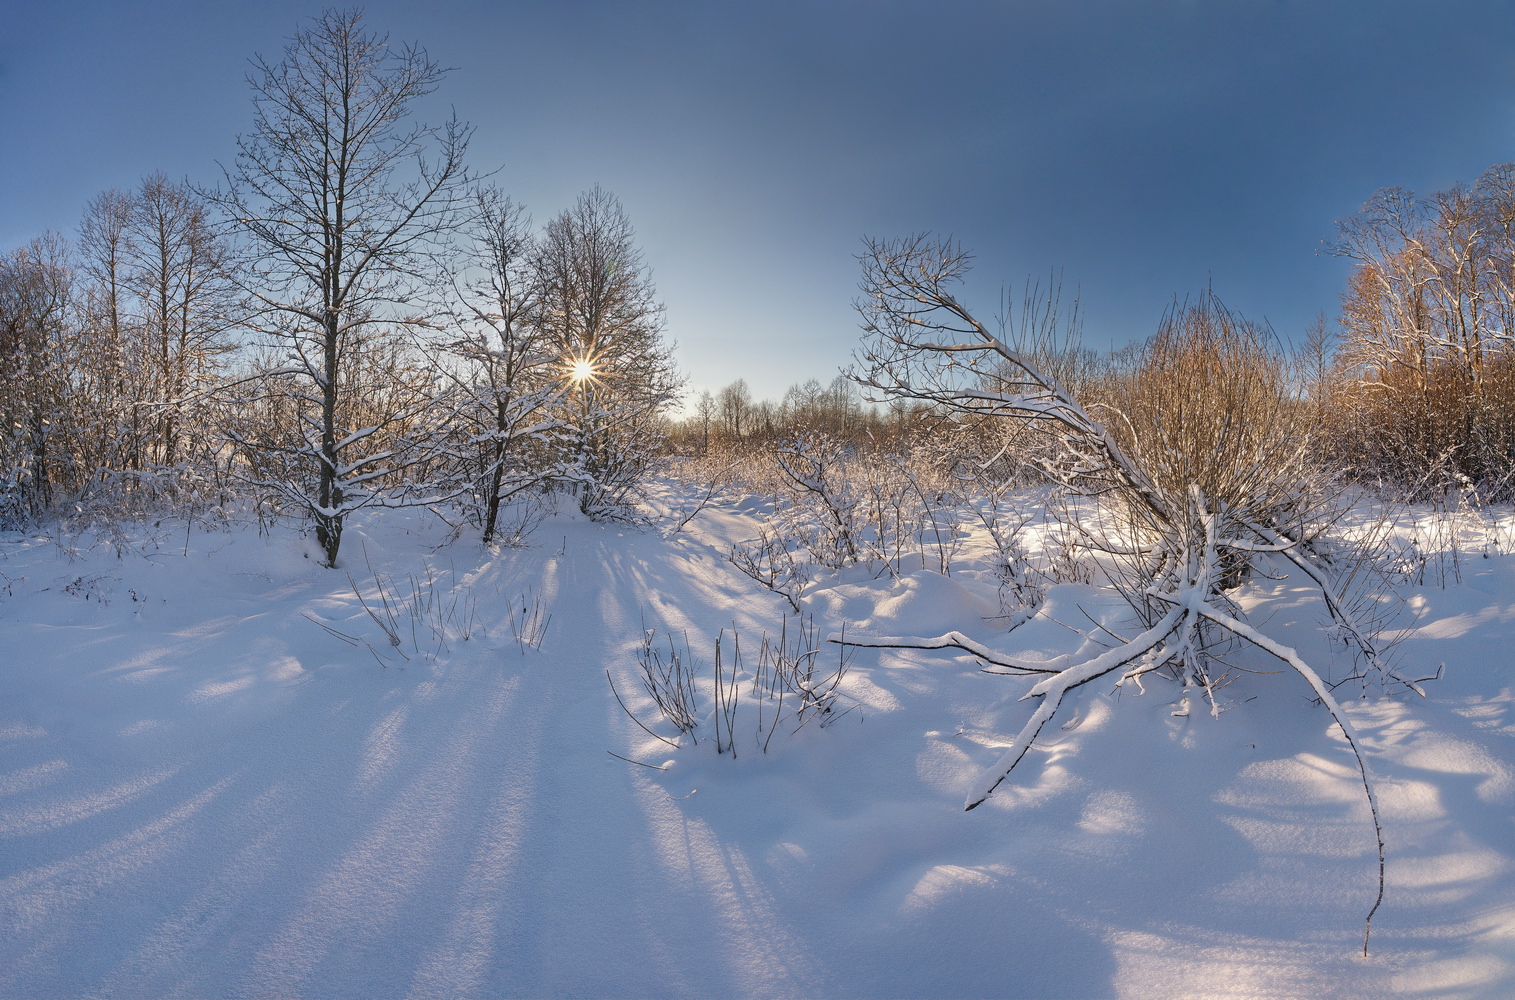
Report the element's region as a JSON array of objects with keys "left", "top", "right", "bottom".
[{"left": 5, "top": 1, "right": 1515, "bottom": 407}]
